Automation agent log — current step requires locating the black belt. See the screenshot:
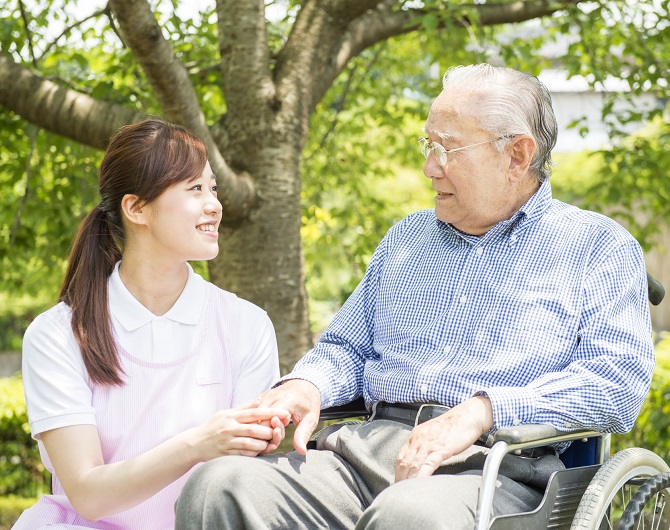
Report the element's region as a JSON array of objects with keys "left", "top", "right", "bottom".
[{"left": 369, "top": 401, "right": 451, "bottom": 427}]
